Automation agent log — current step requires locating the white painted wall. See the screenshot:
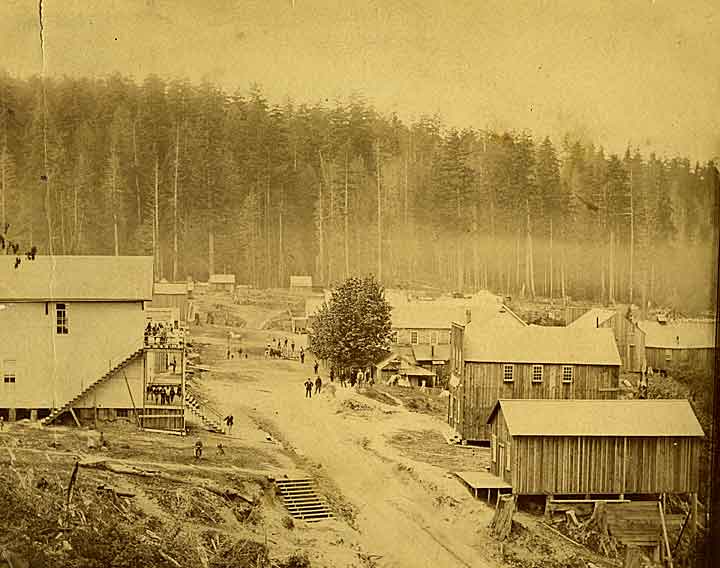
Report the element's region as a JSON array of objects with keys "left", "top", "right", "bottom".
[{"left": 0, "top": 301, "right": 144, "bottom": 408}]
